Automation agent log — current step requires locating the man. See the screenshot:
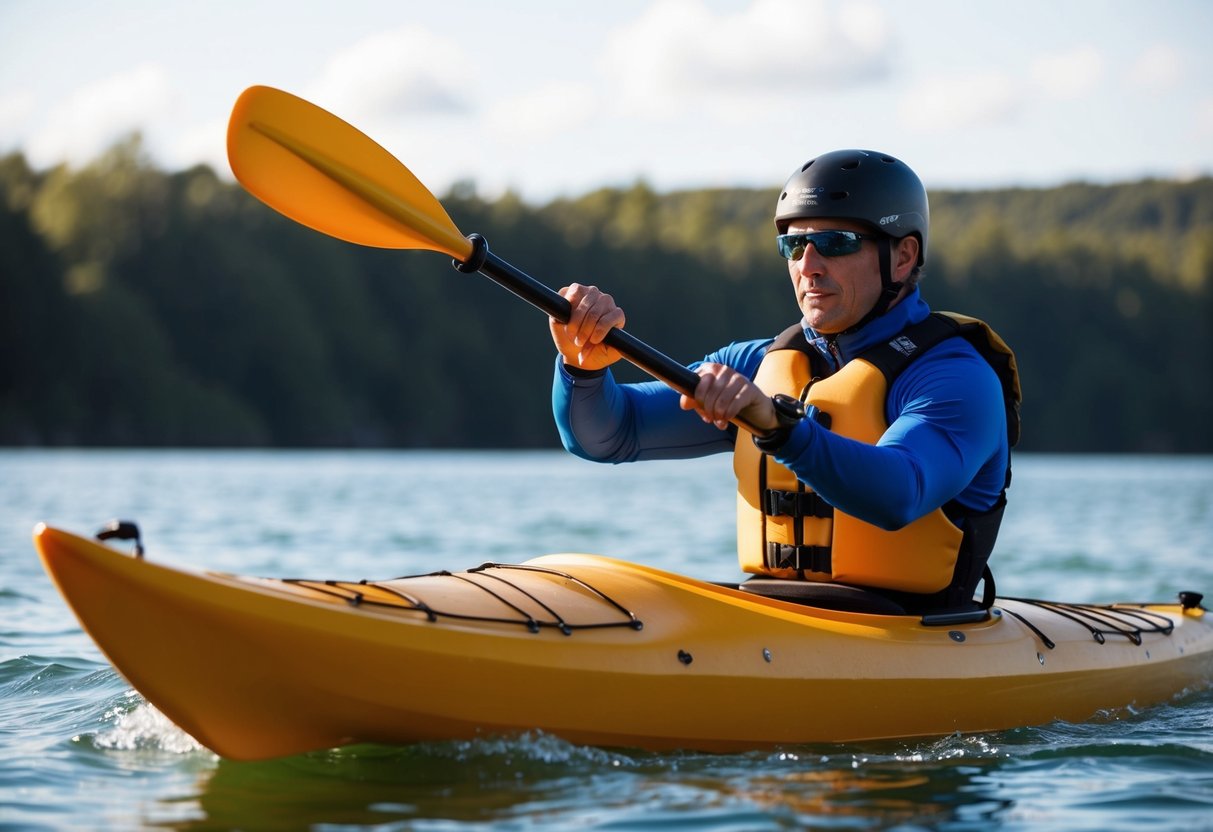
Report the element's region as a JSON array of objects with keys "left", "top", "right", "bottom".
[{"left": 550, "top": 150, "right": 1019, "bottom": 614}]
